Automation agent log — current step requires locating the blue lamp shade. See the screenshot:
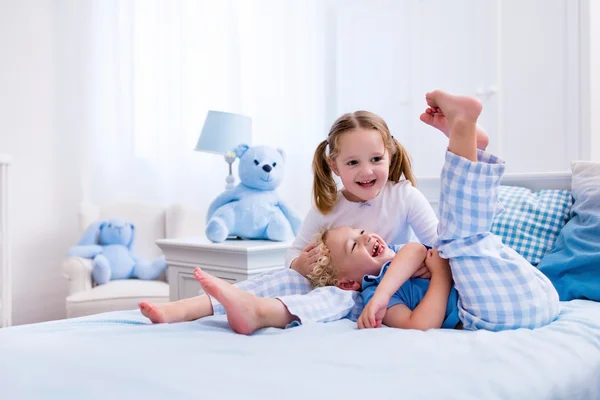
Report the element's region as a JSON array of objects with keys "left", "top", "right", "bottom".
[{"left": 195, "top": 110, "right": 252, "bottom": 154}]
